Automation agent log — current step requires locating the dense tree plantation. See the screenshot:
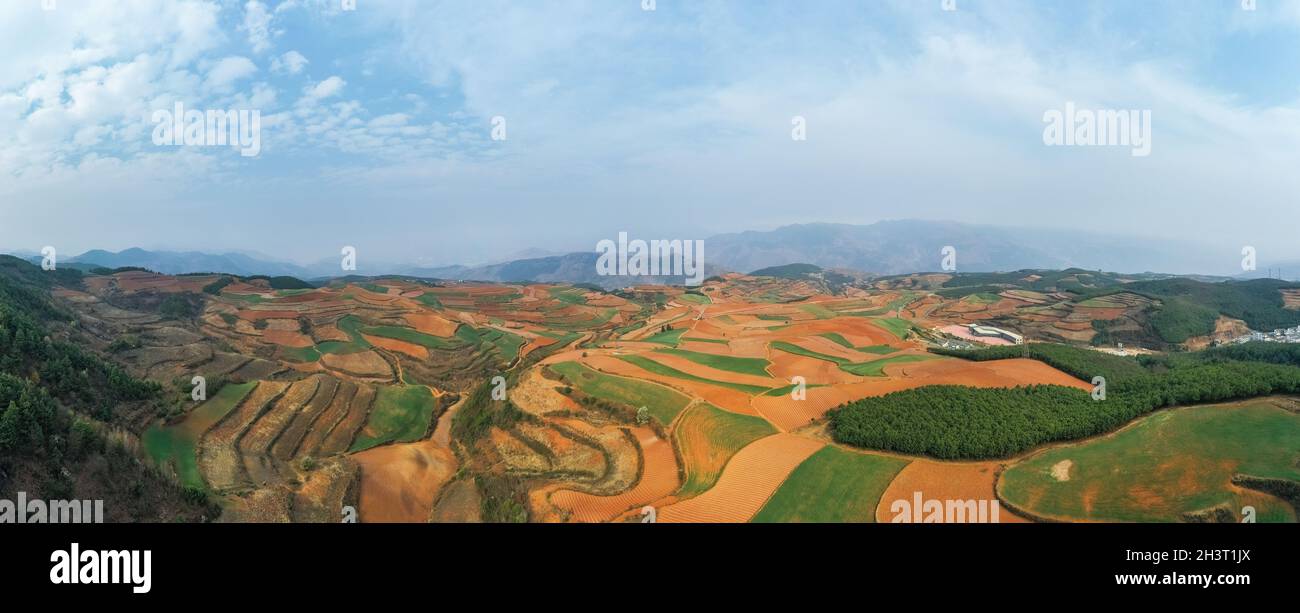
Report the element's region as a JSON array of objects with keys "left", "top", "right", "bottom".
[
  {"left": 832, "top": 342, "right": 1300, "bottom": 459},
  {"left": 0, "top": 258, "right": 207, "bottom": 519},
  {"left": 1090, "top": 278, "right": 1300, "bottom": 343}
]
